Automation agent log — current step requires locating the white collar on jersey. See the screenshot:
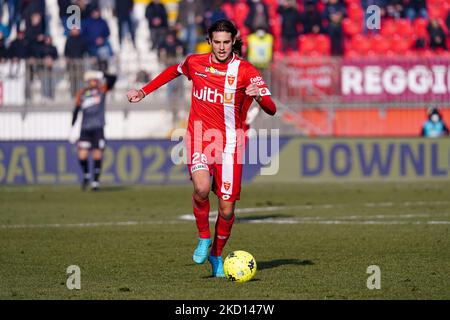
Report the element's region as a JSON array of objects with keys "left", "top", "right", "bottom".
[{"left": 209, "top": 52, "right": 236, "bottom": 65}]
